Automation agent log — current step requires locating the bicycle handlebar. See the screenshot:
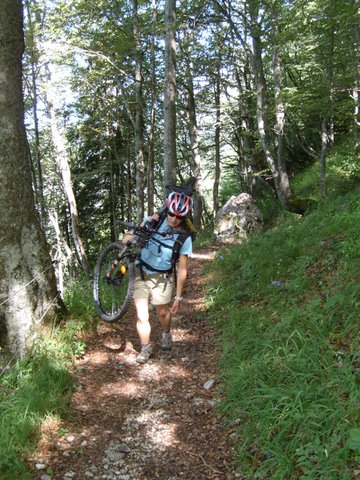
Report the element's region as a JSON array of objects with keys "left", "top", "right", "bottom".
[
  {"left": 117, "top": 220, "right": 137, "bottom": 229},
  {"left": 116, "top": 219, "right": 173, "bottom": 239}
]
